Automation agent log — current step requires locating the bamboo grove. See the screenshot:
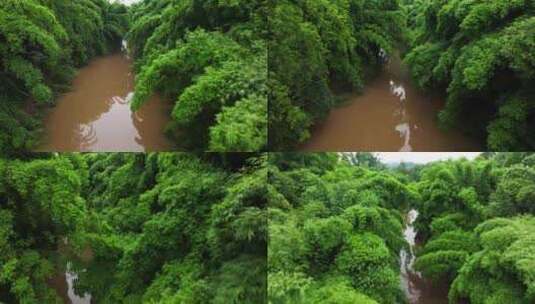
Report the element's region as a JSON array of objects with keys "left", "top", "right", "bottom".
[
  {"left": 268, "top": 0, "right": 403, "bottom": 150},
  {"left": 0, "top": 0, "right": 127, "bottom": 155},
  {"left": 127, "top": 0, "right": 267, "bottom": 151},
  {"left": 268, "top": 0, "right": 535, "bottom": 151},
  {"left": 0, "top": 0, "right": 267, "bottom": 154},
  {"left": 0, "top": 153, "right": 267, "bottom": 303},
  {"left": 268, "top": 152, "right": 535, "bottom": 303},
  {"left": 404, "top": 0, "right": 535, "bottom": 151},
  {"left": 4, "top": 152, "right": 535, "bottom": 303},
  {"left": 2, "top": 0, "right": 533, "bottom": 151}
]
